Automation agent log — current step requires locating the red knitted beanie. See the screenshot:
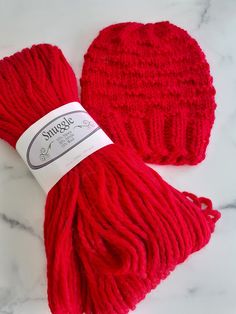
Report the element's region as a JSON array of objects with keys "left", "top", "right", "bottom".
[{"left": 81, "top": 21, "right": 216, "bottom": 165}]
